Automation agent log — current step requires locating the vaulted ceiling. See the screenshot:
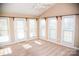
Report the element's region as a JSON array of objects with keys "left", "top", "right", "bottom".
[{"left": 0, "top": 3, "right": 55, "bottom": 17}]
